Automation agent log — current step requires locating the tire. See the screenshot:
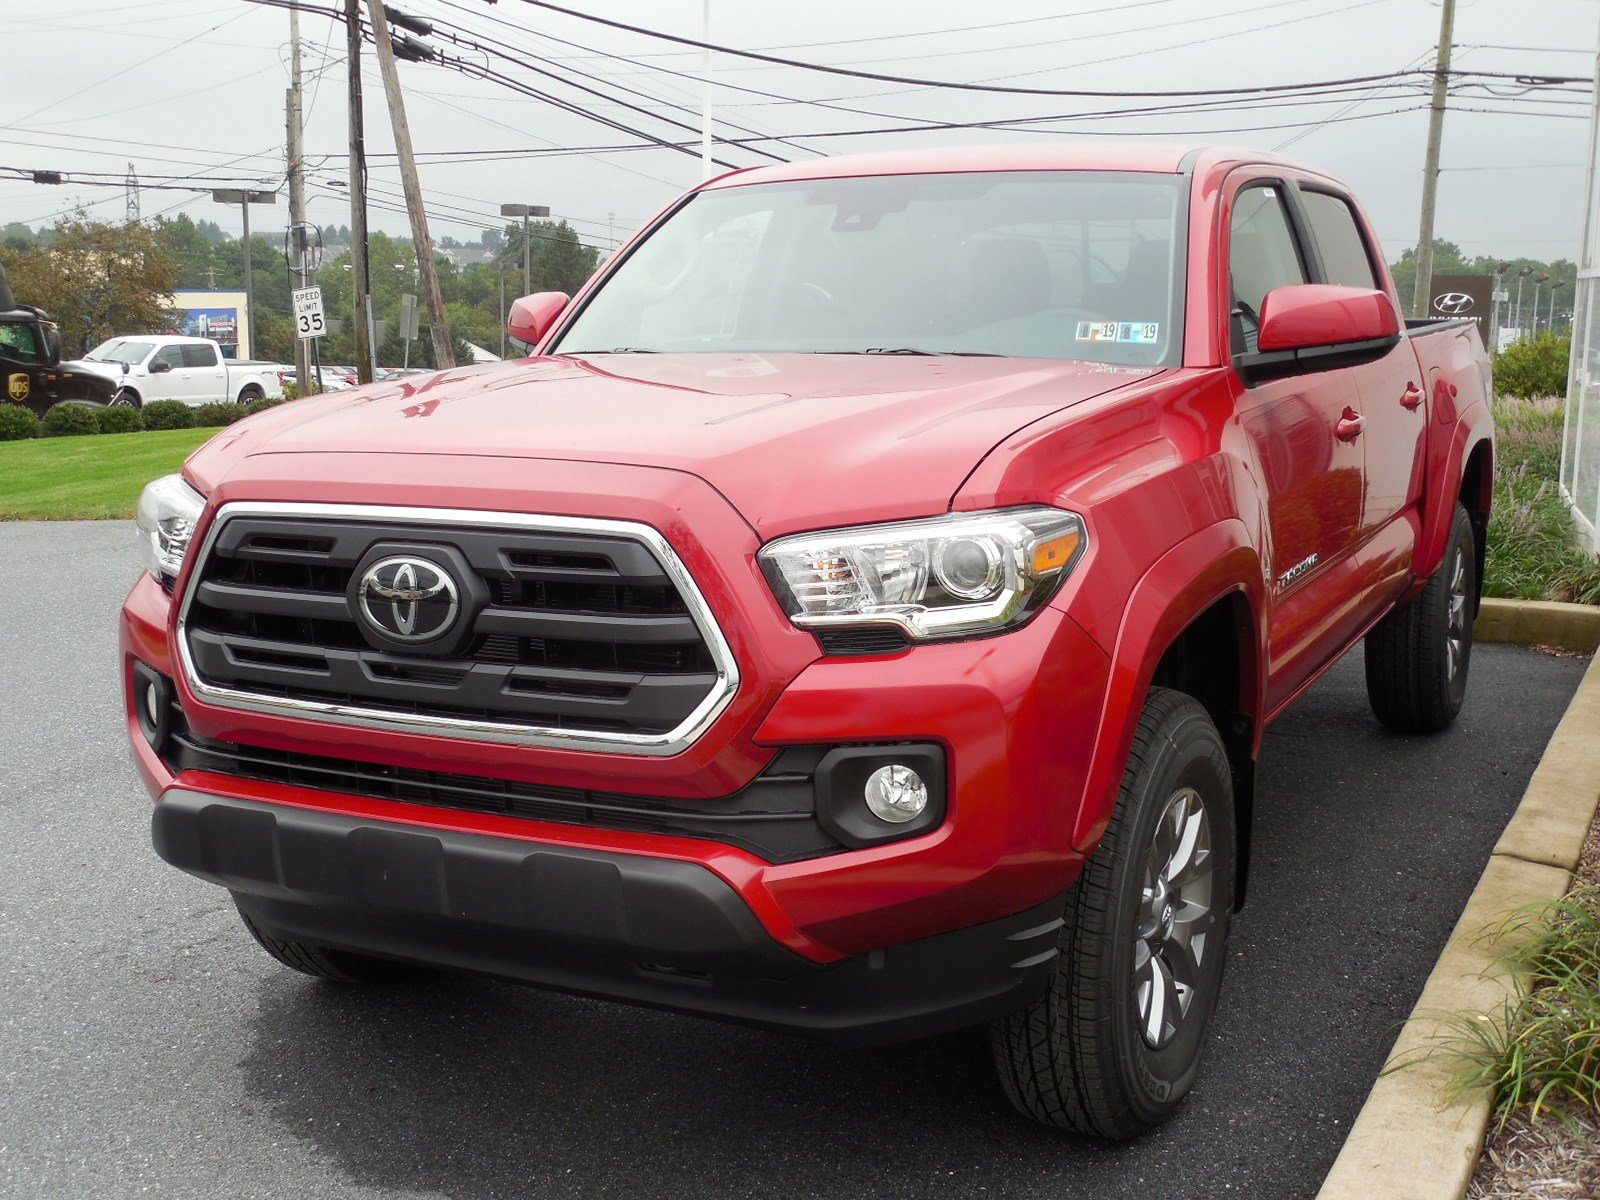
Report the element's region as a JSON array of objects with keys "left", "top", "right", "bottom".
[
  {"left": 1363, "top": 503, "right": 1476, "bottom": 733},
  {"left": 111, "top": 388, "right": 141, "bottom": 409},
  {"left": 235, "top": 899, "right": 401, "bottom": 984},
  {"left": 237, "top": 384, "right": 264, "bottom": 405},
  {"left": 991, "top": 688, "right": 1236, "bottom": 1138}
]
